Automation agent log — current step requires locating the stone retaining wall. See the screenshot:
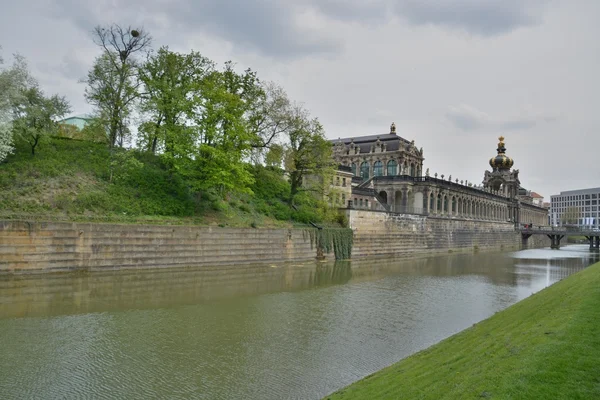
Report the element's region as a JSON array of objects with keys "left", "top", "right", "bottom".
[
  {"left": 346, "top": 210, "right": 550, "bottom": 259},
  {"left": 0, "top": 213, "right": 550, "bottom": 274},
  {"left": 0, "top": 221, "right": 328, "bottom": 274}
]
